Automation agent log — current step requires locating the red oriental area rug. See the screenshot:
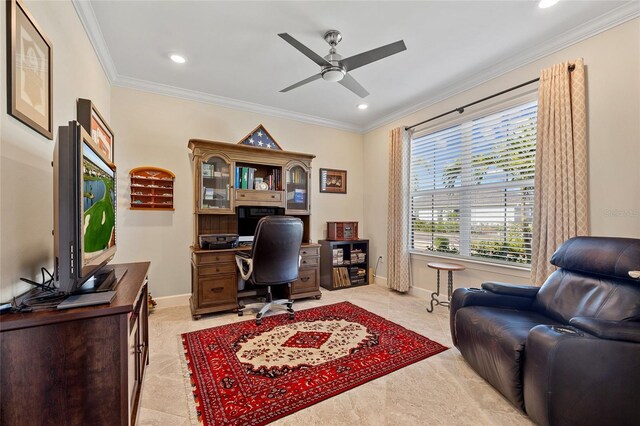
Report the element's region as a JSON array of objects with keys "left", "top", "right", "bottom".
[{"left": 181, "top": 302, "right": 447, "bottom": 425}]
